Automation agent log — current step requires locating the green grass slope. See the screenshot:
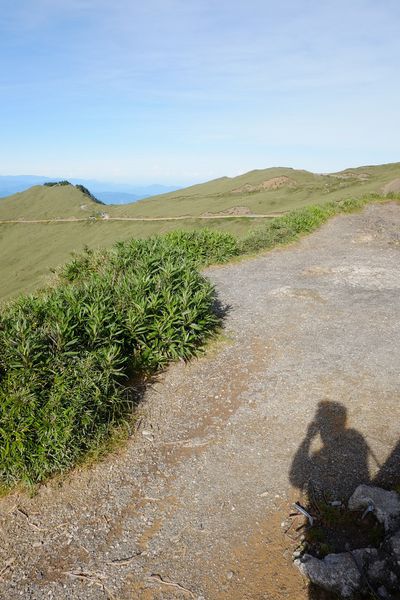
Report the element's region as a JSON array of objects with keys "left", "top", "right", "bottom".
[
  {"left": 2, "top": 162, "right": 399, "bottom": 222},
  {"left": 0, "top": 183, "right": 105, "bottom": 220}
]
